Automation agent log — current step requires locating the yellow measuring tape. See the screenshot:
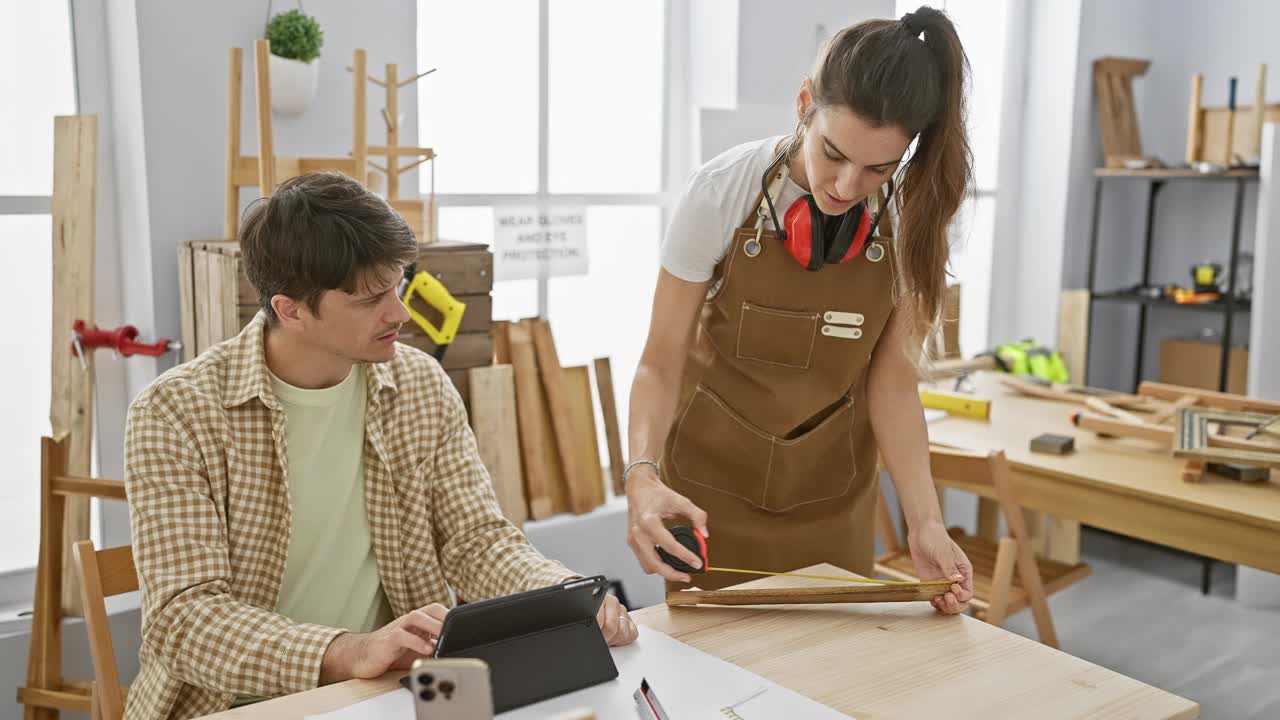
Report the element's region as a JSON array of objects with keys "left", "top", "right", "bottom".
[{"left": 708, "top": 566, "right": 923, "bottom": 585}]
